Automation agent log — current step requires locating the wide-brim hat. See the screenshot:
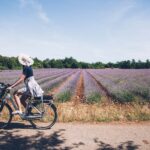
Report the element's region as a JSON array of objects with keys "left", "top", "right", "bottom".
[{"left": 18, "top": 54, "right": 34, "bottom": 66}]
